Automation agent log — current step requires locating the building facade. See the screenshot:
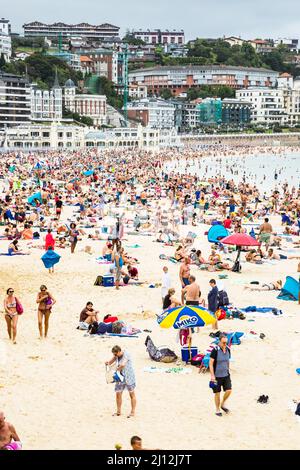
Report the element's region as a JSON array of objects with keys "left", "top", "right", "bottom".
[
  {"left": 2, "top": 123, "right": 181, "bottom": 150},
  {"left": 128, "top": 84, "right": 148, "bottom": 99},
  {"left": 222, "top": 98, "right": 252, "bottom": 125},
  {"left": 0, "top": 18, "right": 12, "bottom": 61},
  {"left": 197, "top": 98, "right": 222, "bottom": 125},
  {"left": 64, "top": 79, "right": 107, "bottom": 126},
  {"left": 23, "top": 22, "right": 120, "bottom": 41},
  {"left": 77, "top": 49, "right": 119, "bottom": 83},
  {"left": 3, "top": 122, "right": 85, "bottom": 149},
  {"left": 127, "top": 98, "right": 175, "bottom": 129},
  {"left": 132, "top": 29, "right": 185, "bottom": 45},
  {"left": 0, "top": 72, "right": 31, "bottom": 128},
  {"left": 236, "top": 87, "right": 286, "bottom": 125},
  {"left": 274, "top": 38, "right": 299, "bottom": 52},
  {"left": 129, "top": 65, "right": 279, "bottom": 97},
  {"left": 31, "top": 78, "right": 63, "bottom": 121}
]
